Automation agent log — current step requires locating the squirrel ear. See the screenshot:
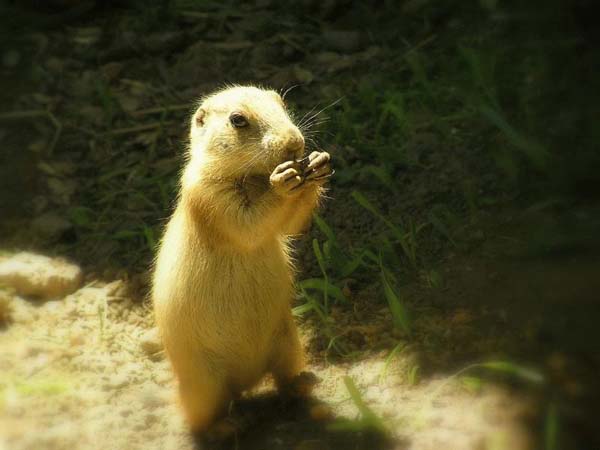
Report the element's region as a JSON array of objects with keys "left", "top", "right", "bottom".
[{"left": 194, "top": 108, "right": 206, "bottom": 127}]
